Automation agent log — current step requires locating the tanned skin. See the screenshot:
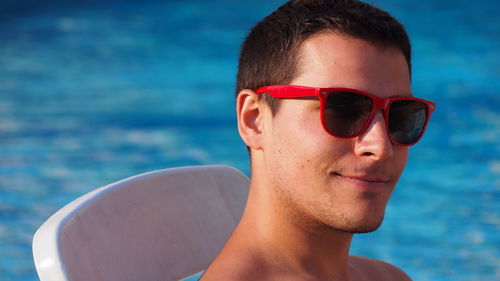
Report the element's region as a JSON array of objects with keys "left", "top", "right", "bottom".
[{"left": 200, "top": 32, "right": 413, "bottom": 281}]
